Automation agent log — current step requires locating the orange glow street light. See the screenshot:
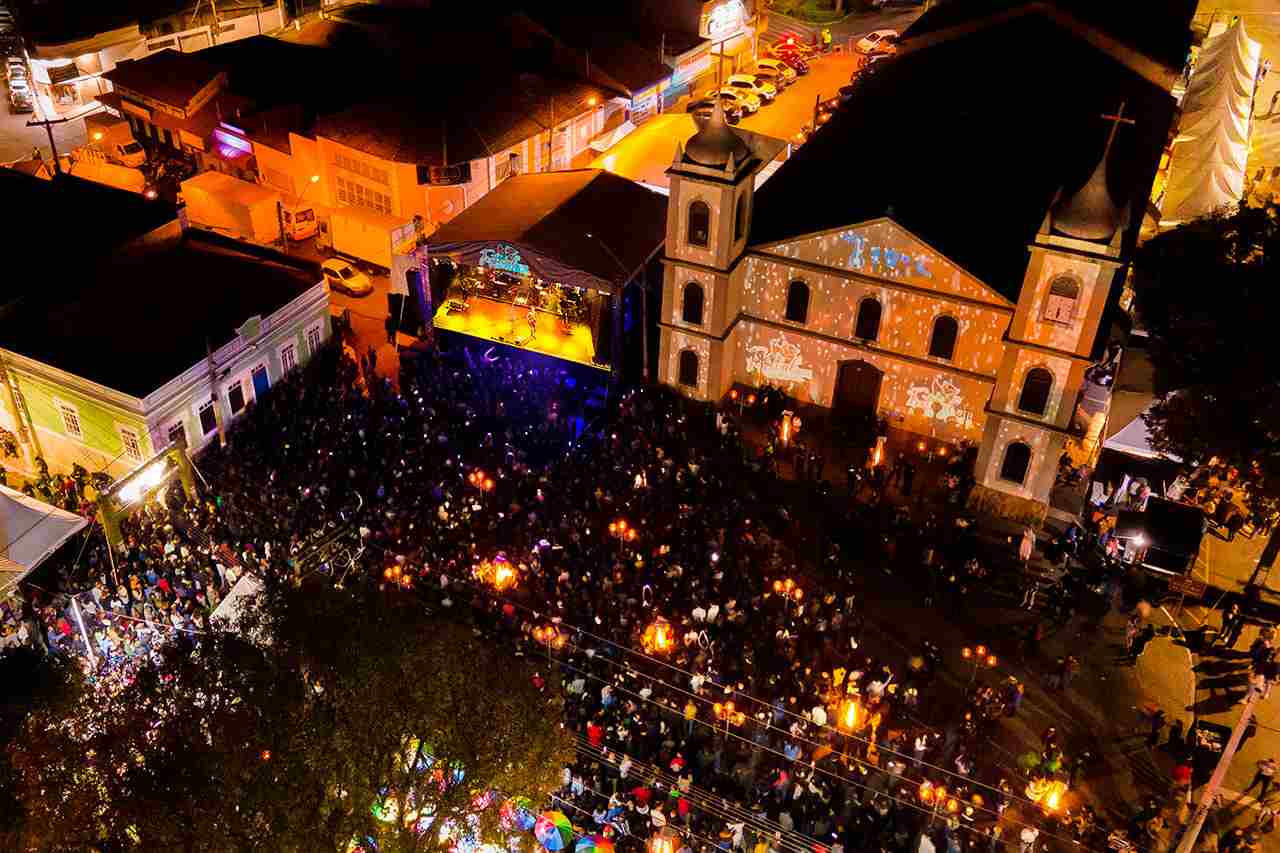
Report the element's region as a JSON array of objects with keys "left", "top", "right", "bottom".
[
  {"left": 961, "top": 644, "right": 998, "bottom": 684},
  {"left": 642, "top": 617, "right": 674, "bottom": 654}
]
